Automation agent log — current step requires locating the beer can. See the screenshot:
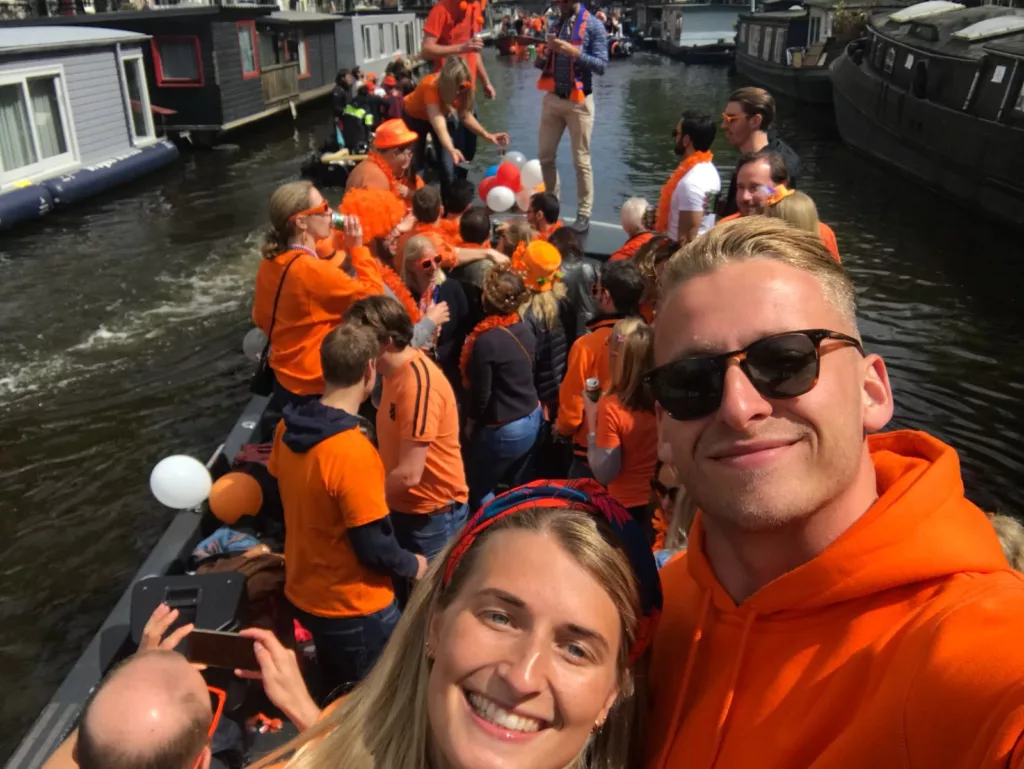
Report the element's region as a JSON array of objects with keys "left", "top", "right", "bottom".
[{"left": 585, "top": 377, "right": 601, "bottom": 403}]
